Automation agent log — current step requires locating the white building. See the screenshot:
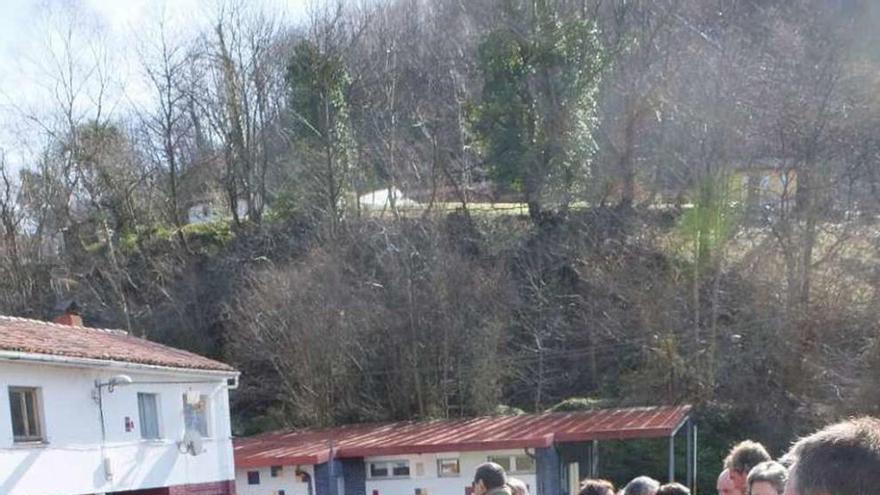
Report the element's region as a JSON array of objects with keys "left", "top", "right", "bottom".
[
  {"left": 235, "top": 449, "right": 536, "bottom": 495},
  {"left": 233, "top": 406, "right": 695, "bottom": 495},
  {"left": 187, "top": 198, "right": 249, "bottom": 225},
  {"left": 358, "top": 188, "right": 420, "bottom": 211},
  {"left": 0, "top": 313, "right": 240, "bottom": 495}
]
